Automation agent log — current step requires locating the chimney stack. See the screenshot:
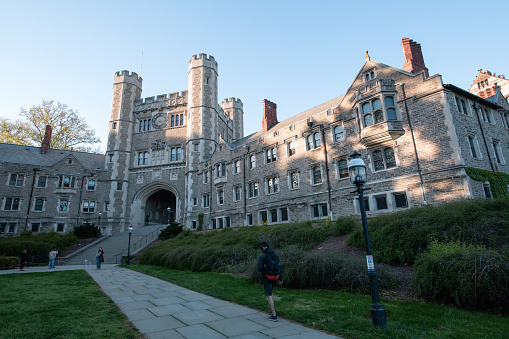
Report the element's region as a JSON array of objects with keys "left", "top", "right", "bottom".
[
  {"left": 40, "top": 125, "right": 52, "bottom": 153},
  {"left": 401, "top": 37, "right": 429, "bottom": 77},
  {"left": 262, "top": 99, "right": 278, "bottom": 132}
]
